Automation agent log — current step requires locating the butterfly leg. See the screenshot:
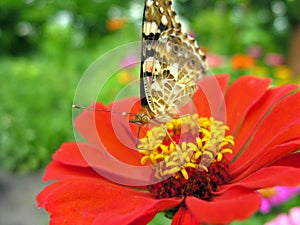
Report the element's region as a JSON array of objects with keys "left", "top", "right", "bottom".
[
  {"left": 172, "top": 114, "right": 201, "bottom": 166},
  {"left": 135, "top": 125, "right": 142, "bottom": 149},
  {"left": 176, "top": 114, "right": 201, "bottom": 134},
  {"left": 135, "top": 125, "right": 154, "bottom": 150},
  {"left": 162, "top": 123, "right": 187, "bottom": 165},
  {"left": 188, "top": 114, "right": 201, "bottom": 133},
  {"left": 135, "top": 125, "right": 150, "bottom": 150},
  {"left": 163, "top": 123, "right": 176, "bottom": 146}
]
